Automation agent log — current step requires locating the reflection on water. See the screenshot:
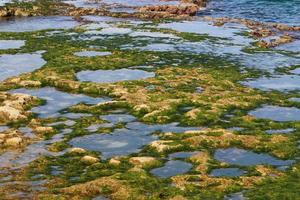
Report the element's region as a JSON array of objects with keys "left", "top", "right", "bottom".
[
  {"left": 249, "top": 105, "right": 300, "bottom": 122},
  {"left": 214, "top": 148, "right": 294, "bottom": 167},
  {"left": 76, "top": 69, "right": 155, "bottom": 83},
  {"left": 0, "top": 40, "right": 25, "bottom": 50},
  {"left": 210, "top": 168, "right": 245, "bottom": 177},
  {"left": 150, "top": 160, "right": 192, "bottom": 178},
  {"left": 74, "top": 51, "right": 112, "bottom": 57},
  {"left": 0, "top": 16, "right": 79, "bottom": 32},
  {"left": 0, "top": 51, "right": 46, "bottom": 81},
  {"left": 242, "top": 75, "right": 300, "bottom": 91}
]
